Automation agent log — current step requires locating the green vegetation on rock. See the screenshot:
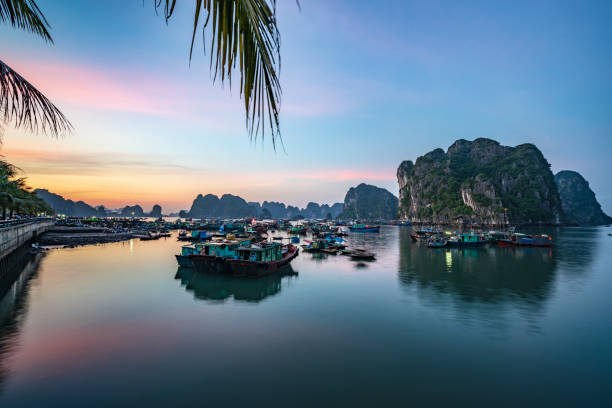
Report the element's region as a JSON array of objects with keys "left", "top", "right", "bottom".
[{"left": 397, "top": 138, "right": 564, "bottom": 225}]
